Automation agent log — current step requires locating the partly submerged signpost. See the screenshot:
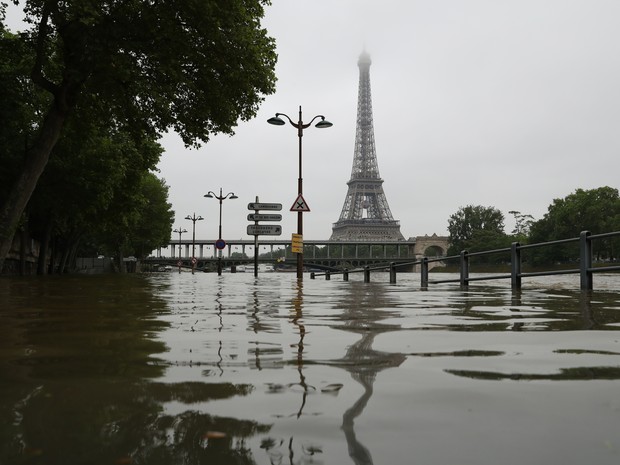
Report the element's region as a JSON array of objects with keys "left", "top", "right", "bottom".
[{"left": 248, "top": 198, "right": 282, "bottom": 277}]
